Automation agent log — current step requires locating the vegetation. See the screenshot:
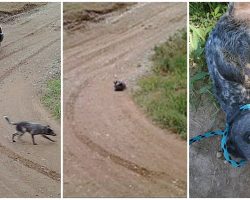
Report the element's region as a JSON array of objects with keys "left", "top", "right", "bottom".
[
  {"left": 134, "top": 30, "right": 187, "bottom": 139},
  {"left": 42, "top": 77, "right": 61, "bottom": 120},
  {"left": 189, "top": 3, "right": 227, "bottom": 107},
  {"left": 63, "top": 3, "right": 133, "bottom": 30},
  {"left": 0, "top": 3, "right": 45, "bottom": 14}
]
